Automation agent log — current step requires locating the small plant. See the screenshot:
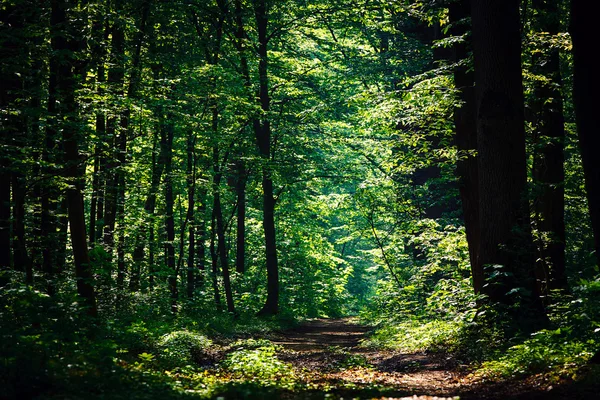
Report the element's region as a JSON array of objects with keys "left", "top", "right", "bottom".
[
  {"left": 157, "top": 330, "right": 213, "bottom": 369},
  {"left": 221, "top": 339, "right": 293, "bottom": 383}
]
